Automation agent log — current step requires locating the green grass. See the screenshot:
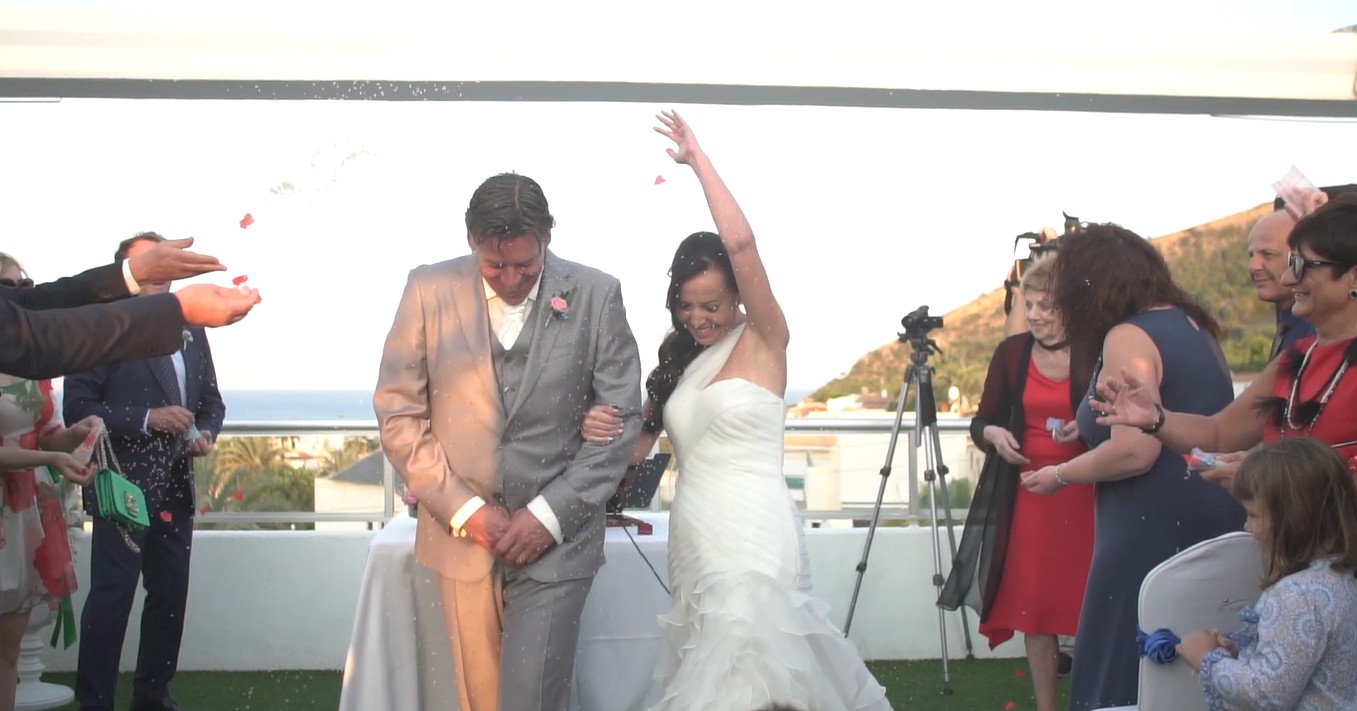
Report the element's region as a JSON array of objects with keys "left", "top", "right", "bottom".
[{"left": 42, "top": 659, "right": 1067, "bottom": 711}]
